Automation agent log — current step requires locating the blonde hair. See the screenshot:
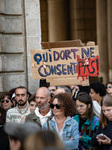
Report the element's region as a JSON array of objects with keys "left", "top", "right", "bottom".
[{"left": 24, "top": 130, "right": 64, "bottom": 150}]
